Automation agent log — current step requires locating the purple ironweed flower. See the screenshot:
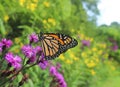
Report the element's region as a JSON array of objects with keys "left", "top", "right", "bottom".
[
  {"left": 5, "top": 52, "right": 22, "bottom": 69},
  {"left": 56, "top": 73, "right": 67, "bottom": 87},
  {"left": 22, "top": 45, "right": 36, "bottom": 58},
  {"left": 55, "top": 72, "right": 64, "bottom": 83},
  {"left": 0, "top": 47, "right": 2, "bottom": 52},
  {"left": 0, "top": 38, "right": 12, "bottom": 50},
  {"left": 22, "top": 45, "right": 43, "bottom": 63},
  {"left": 29, "top": 33, "right": 39, "bottom": 43},
  {"left": 38, "top": 60, "right": 48, "bottom": 70},
  {"left": 50, "top": 66, "right": 67, "bottom": 87},
  {"left": 35, "top": 46, "right": 42, "bottom": 55},
  {"left": 81, "top": 40, "right": 90, "bottom": 47},
  {"left": 38, "top": 53, "right": 48, "bottom": 70},
  {"left": 22, "top": 45, "right": 36, "bottom": 63},
  {"left": 111, "top": 44, "right": 118, "bottom": 51},
  {"left": 49, "top": 66, "right": 57, "bottom": 76}
]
